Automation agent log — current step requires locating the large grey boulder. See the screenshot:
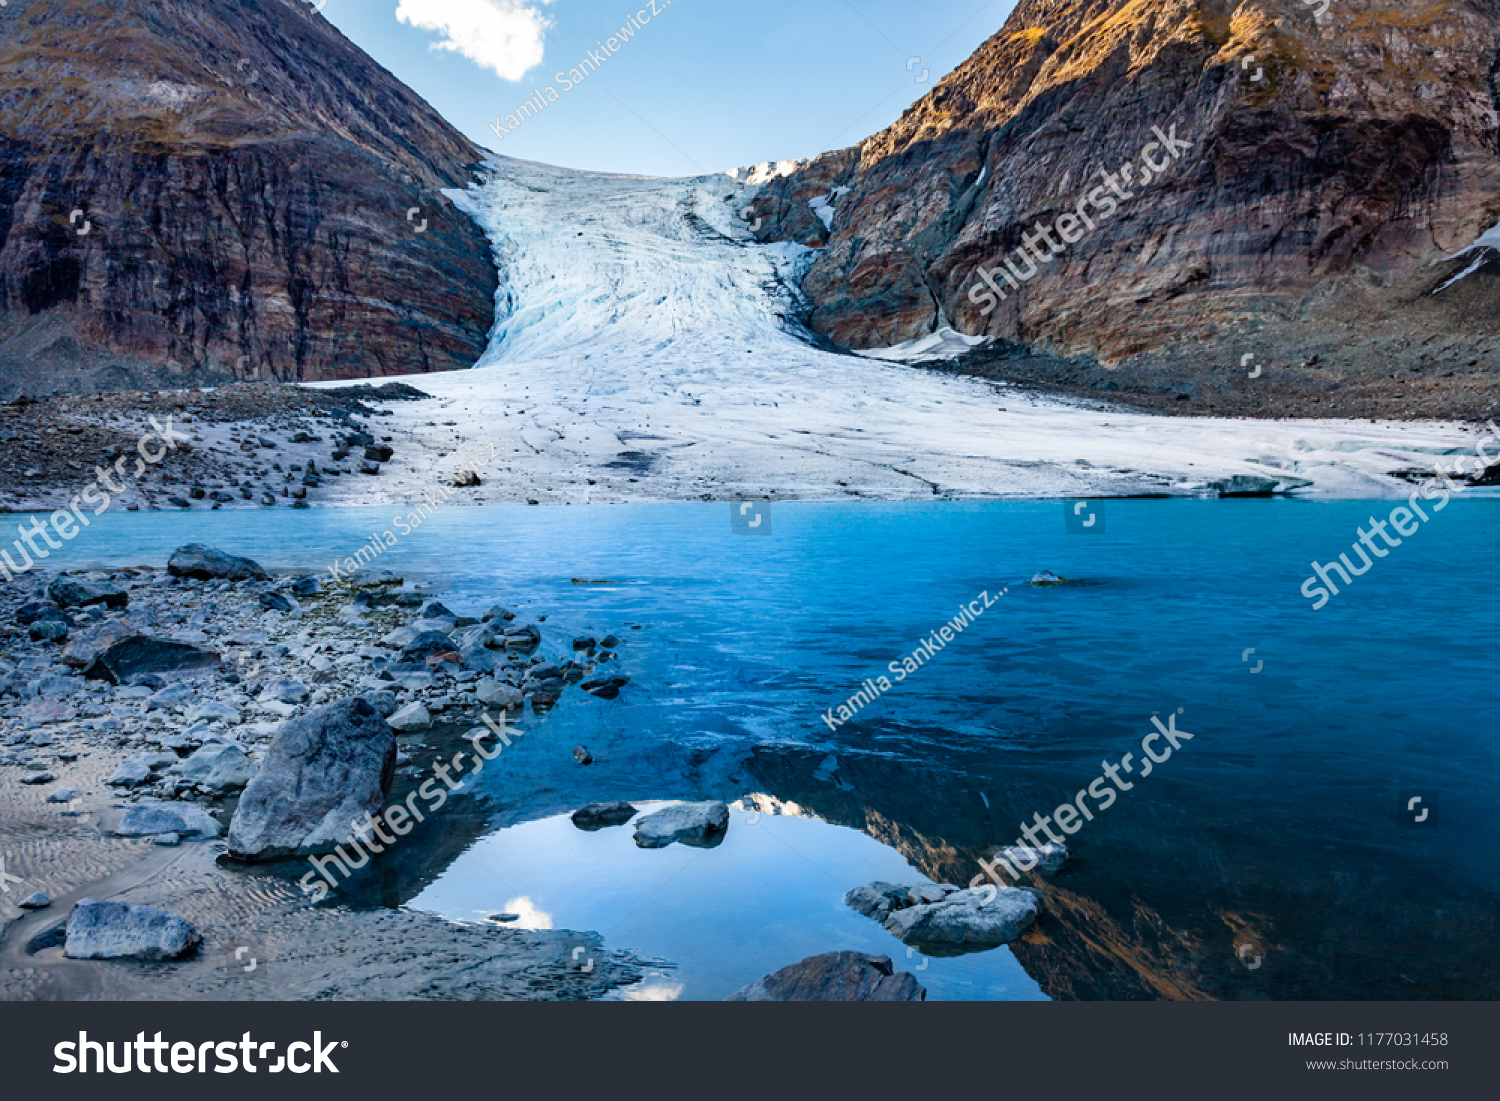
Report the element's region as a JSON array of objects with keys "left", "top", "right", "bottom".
[
  {"left": 845, "top": 881, "right": 1039, "bottom": 953},
  {"left": 167, "top": 544, "right": 268, "bottom": 582},
  {"left": 115, "top": 802, "right": 222, "bottom": 839},
  {"left": 82, "top": 636, "right": 221, "bottom": 685},
  {"left": 47, "top": 577, "right": 128, "bottom": 610},
  {"left": 633, "top": 801, "right": 730, "bottom": 849},
  {"left": 726, "top": 952, "right": 925, "bottom": 1002},
  {"left": 170, "top": 743, "right": 257, "bottom": 794},
  {"left": 226, "top": 697, "right": 396, "bottom": 860},
  {"left": 64, "top": 899, "right": 200, "bottom": 961}
]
